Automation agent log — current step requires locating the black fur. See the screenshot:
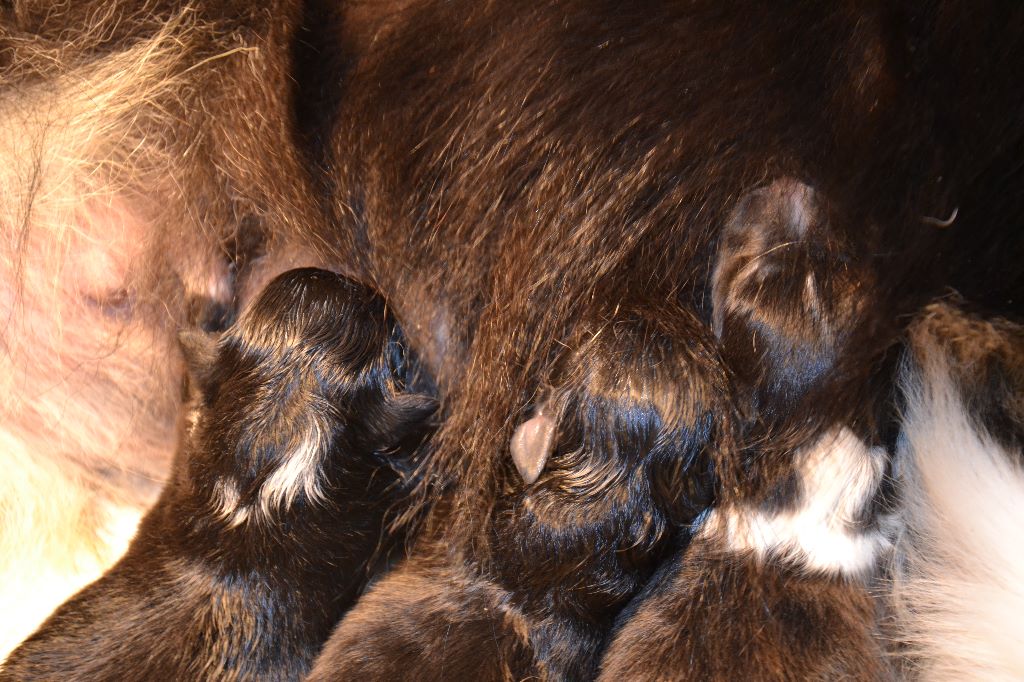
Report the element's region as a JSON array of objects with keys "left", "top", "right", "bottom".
[
  {"left": 310, "top": 301, "right": 732, "bottom": 679},
  {"left": 597, "top": 539, "right": 889, "bottom": 681}
]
